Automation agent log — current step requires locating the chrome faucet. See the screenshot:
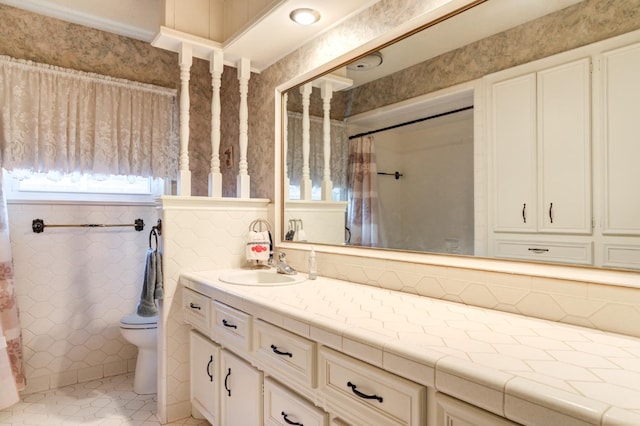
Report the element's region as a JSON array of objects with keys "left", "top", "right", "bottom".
[{"left": 269, "top": 251, "right": 296, "bottom": 275}]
